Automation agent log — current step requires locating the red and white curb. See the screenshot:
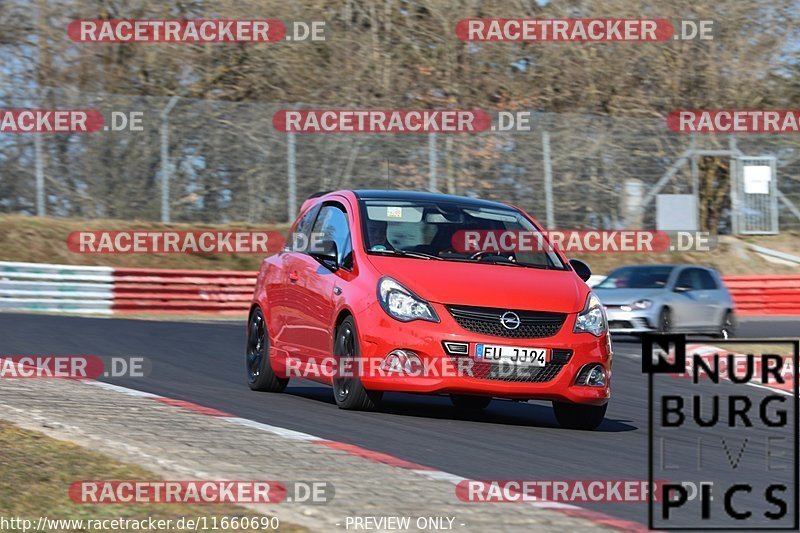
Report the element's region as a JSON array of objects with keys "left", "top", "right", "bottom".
[{"left": 84, "top": 380, "right": 649, "bottom": 532}]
